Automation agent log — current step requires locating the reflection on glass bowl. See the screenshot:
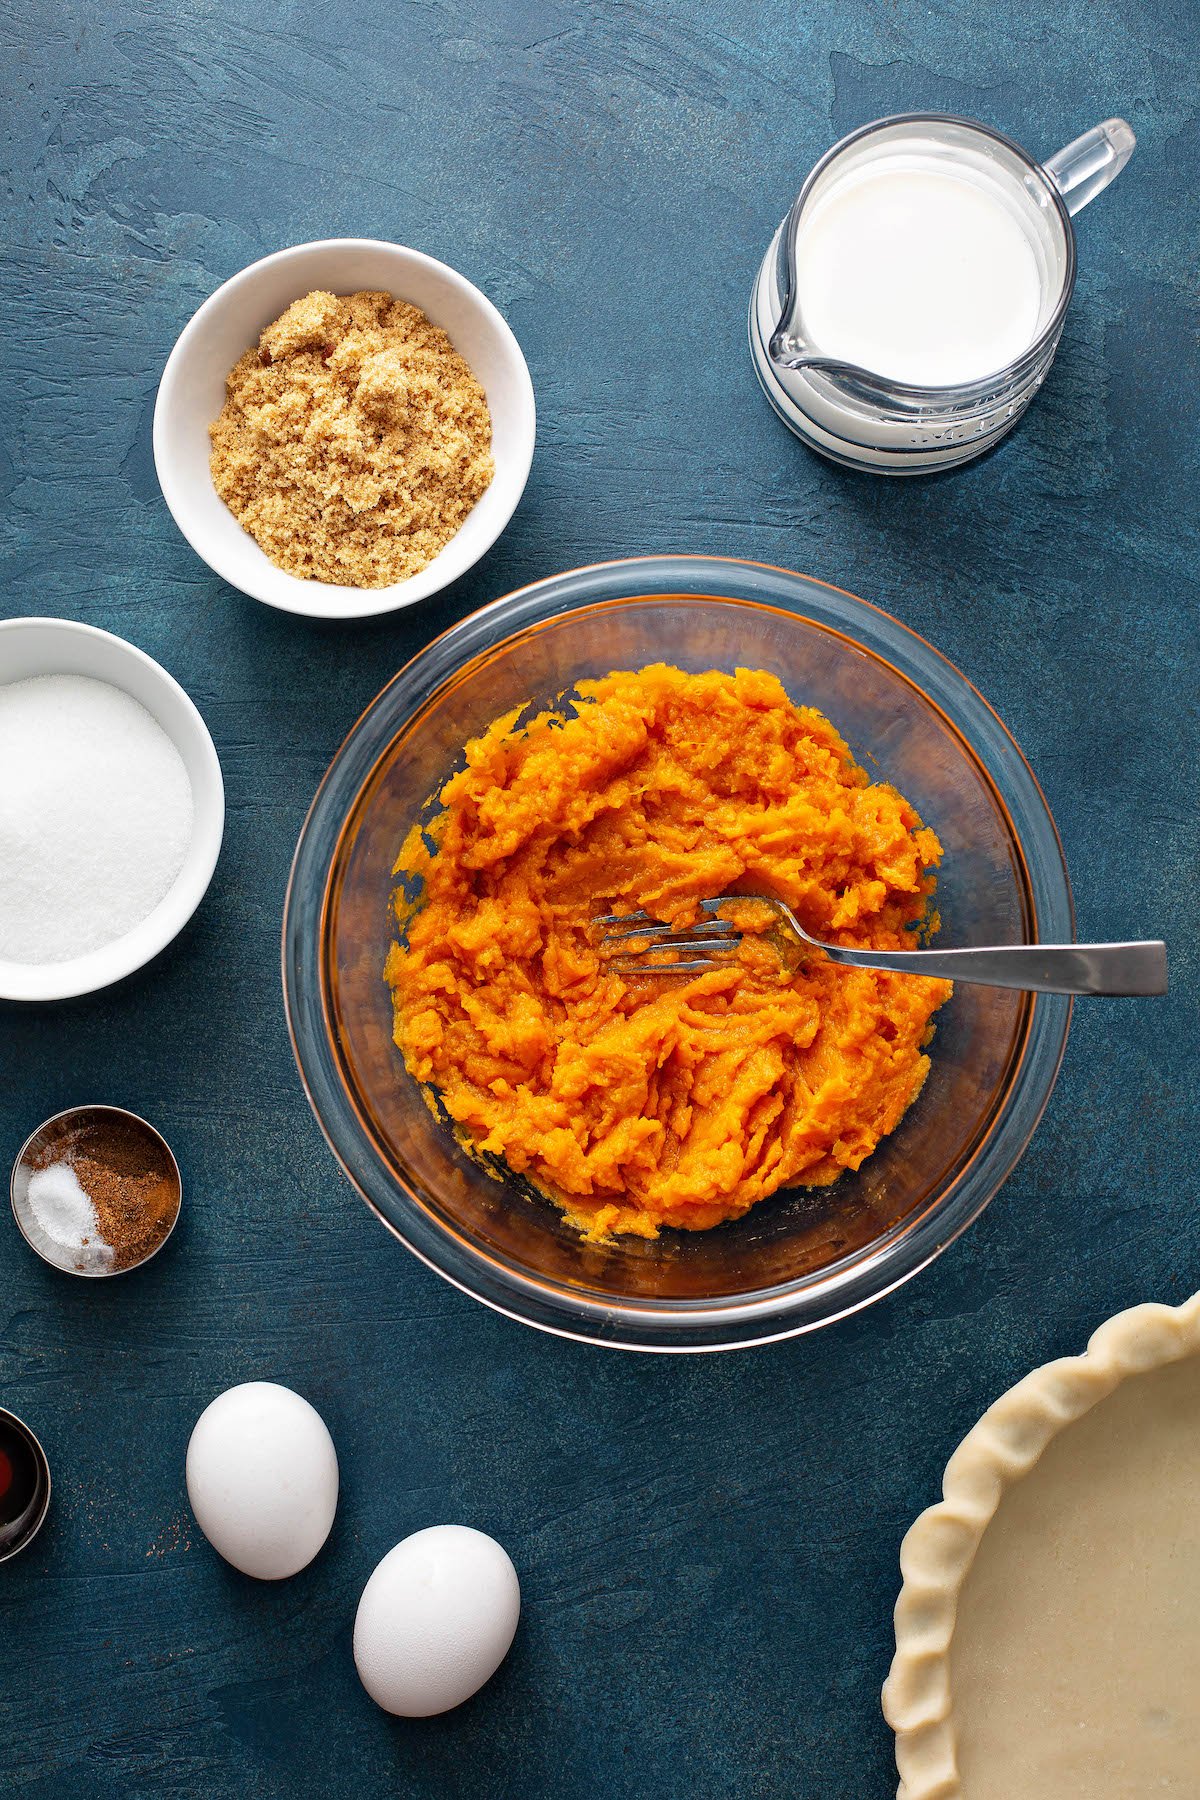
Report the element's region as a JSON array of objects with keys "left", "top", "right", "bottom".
[{"left": 283, "top": 557, "right": 1072, "bottom": 1351}]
